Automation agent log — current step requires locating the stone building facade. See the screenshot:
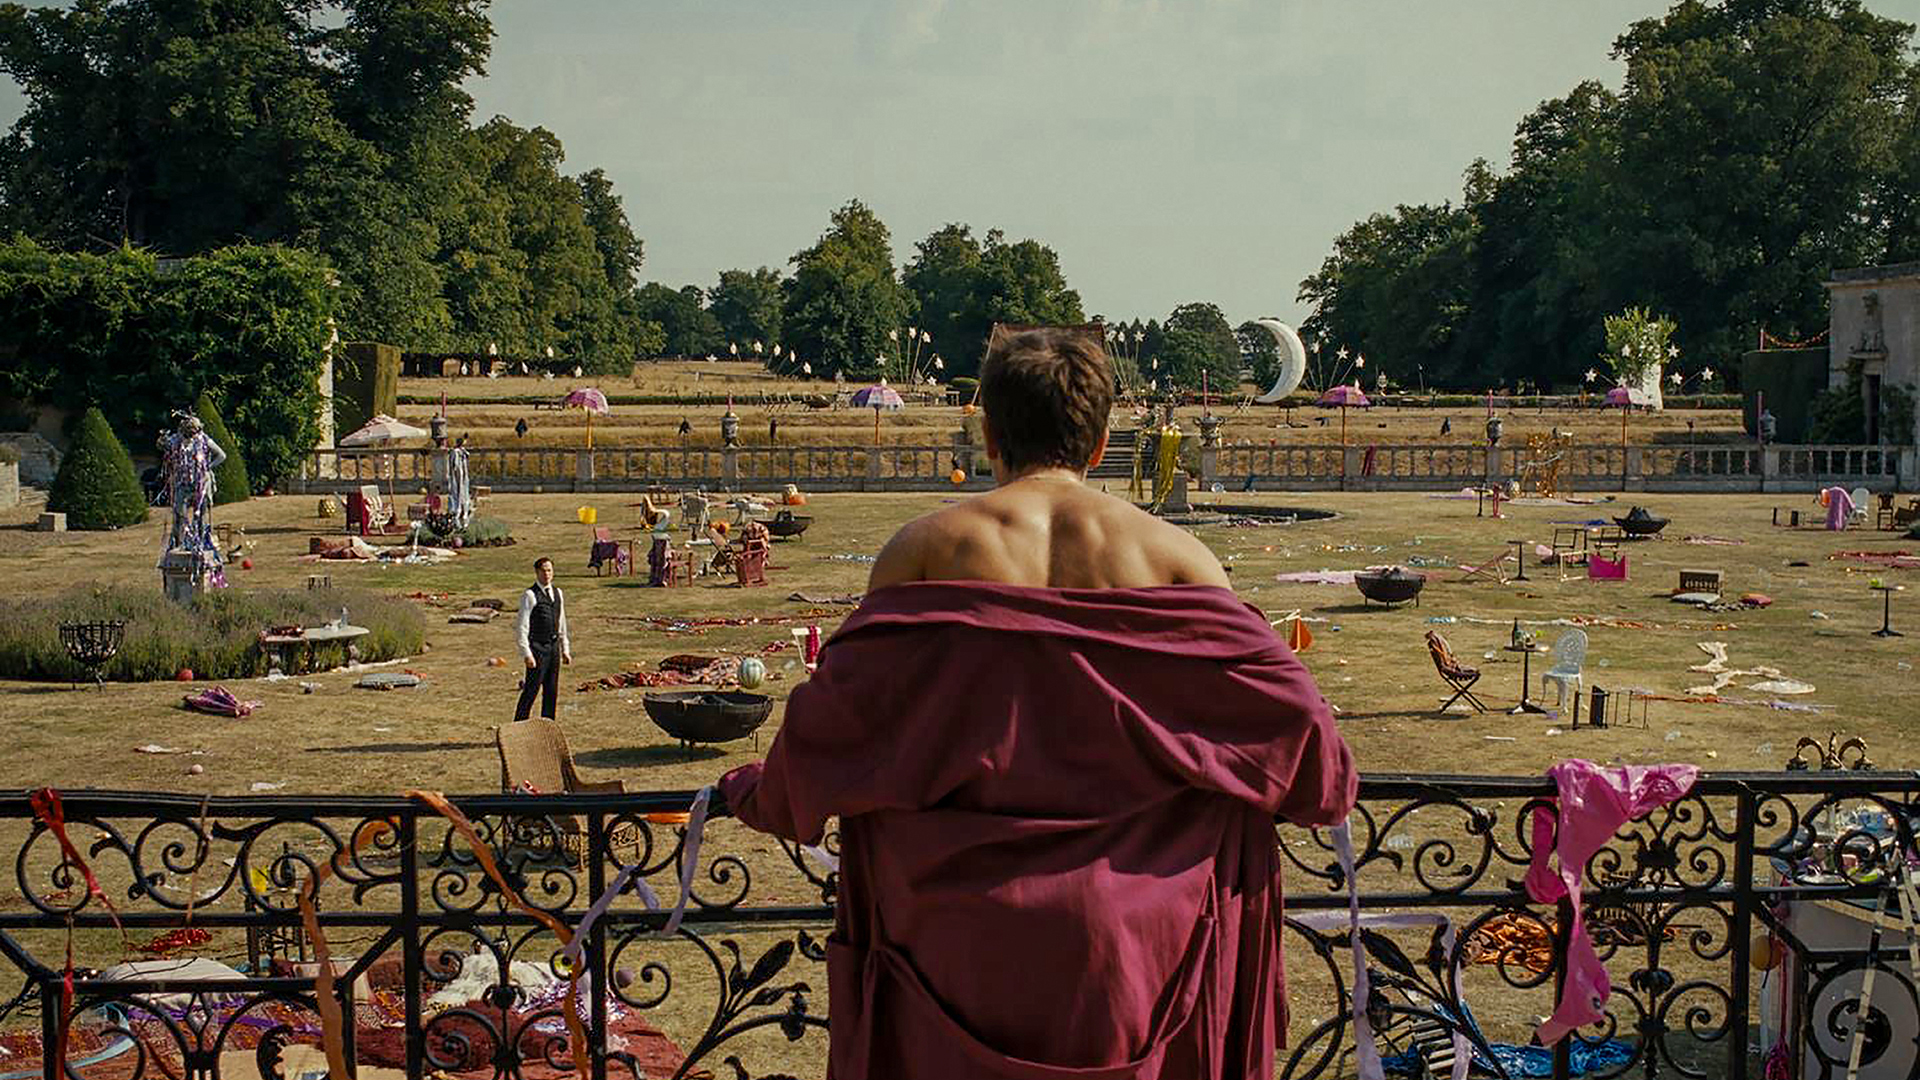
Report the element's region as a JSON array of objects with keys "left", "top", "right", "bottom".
[{"left": 1826, "top": 262, "right": 1920, "bottom": 447}]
